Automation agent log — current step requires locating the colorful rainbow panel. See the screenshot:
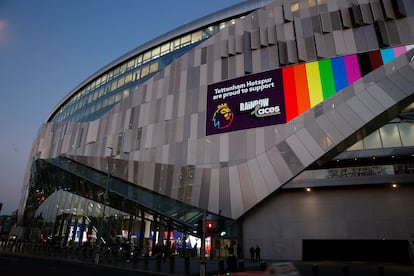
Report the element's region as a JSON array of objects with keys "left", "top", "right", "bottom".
[{"left": 282, "top": 45, "right": 413, "bottom": 123}]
